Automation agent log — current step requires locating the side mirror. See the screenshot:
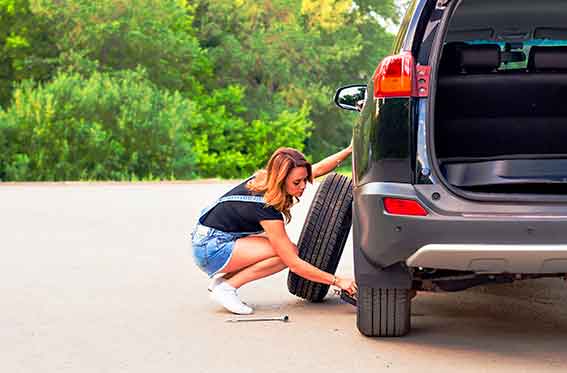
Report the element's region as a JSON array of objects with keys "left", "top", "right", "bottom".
[{"left": 334, "top": 84, "right": 367, "bottom": 112}]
